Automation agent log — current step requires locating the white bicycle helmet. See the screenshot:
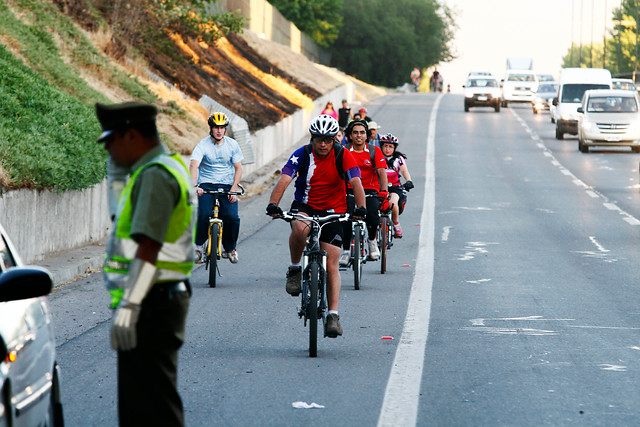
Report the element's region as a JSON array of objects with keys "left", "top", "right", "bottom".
[{"left": 309, "top": 114, "right": 339, "bottom": 136}]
